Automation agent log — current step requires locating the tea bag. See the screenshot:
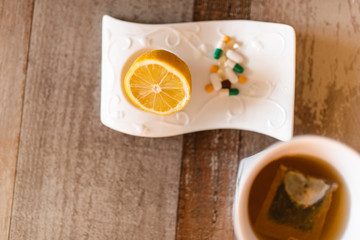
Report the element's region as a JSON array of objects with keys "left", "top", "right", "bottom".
[{"left": 254, "top": 165, "right": 338, "bottom": 240}]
